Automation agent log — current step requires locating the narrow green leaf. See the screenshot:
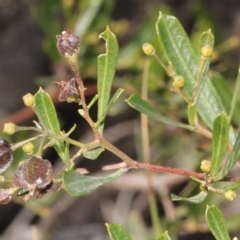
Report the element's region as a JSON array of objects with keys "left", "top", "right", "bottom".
[
  {"left": 157, "top": 231, "right": 171, "bottom": 240},
  {"left": 62, "top": 169, "right": 127, "bottom": 196},
  {"left": 188, "top": 103, "right": 196, "bottom": 125},
  {"left": 96, "top": 88, "right": 124, "bottom": 127},
  {"left": 223, "top": 181, "right": 240, "bottom": 192},
  {"left": 97, "top": 26, "right": 119, "bottom": 133},
  {"left": 126, "top": 94, "right": 194, "bottom": 131},
  {"left": 194, "top": 30, "right": 214, "bottom": 103},
  {"left": 34, "top": 88, "right": 68, "bottom": 163},
  {"left": 210, "top": 112, "right": 229, "bottom": 176},
  {"left": 171, "top": 192, "right": 208, "bottom": 204},
  {"left": 155, "top": 13, "right": 226, "bottom": 131},
  {"left": 83, "top": 147, "right": 104, "bottom": 160},
  {"left": 106, "top": 223, "right": 132, "bottom": 240},
  {"left": 205, "top": 205, "right": 231, "bottom": 240},
  {"left": 229, "top": 64, "right": 240, "bottom": 121},
  {"left": 215, "top": 132, "right": 240, "bottom": 181}
]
